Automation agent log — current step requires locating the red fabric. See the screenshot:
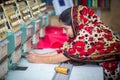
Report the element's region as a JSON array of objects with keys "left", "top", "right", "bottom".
[{"left": 36, "top": 26, "right": 68, "bottom": 49}]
